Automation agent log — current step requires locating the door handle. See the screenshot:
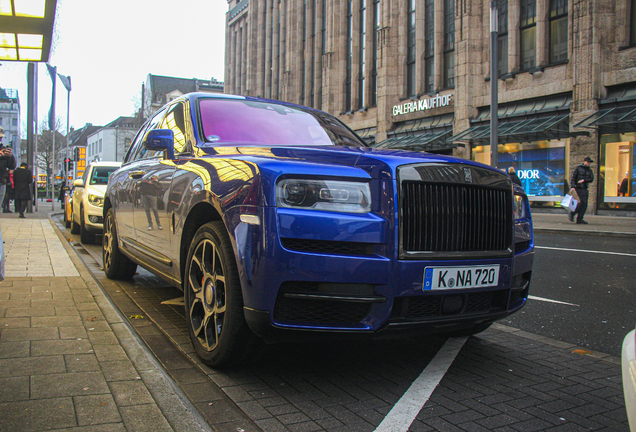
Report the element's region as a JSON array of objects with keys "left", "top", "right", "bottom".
[{"left": 129, "top": 171, "right": 145, "bottom": 179}]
